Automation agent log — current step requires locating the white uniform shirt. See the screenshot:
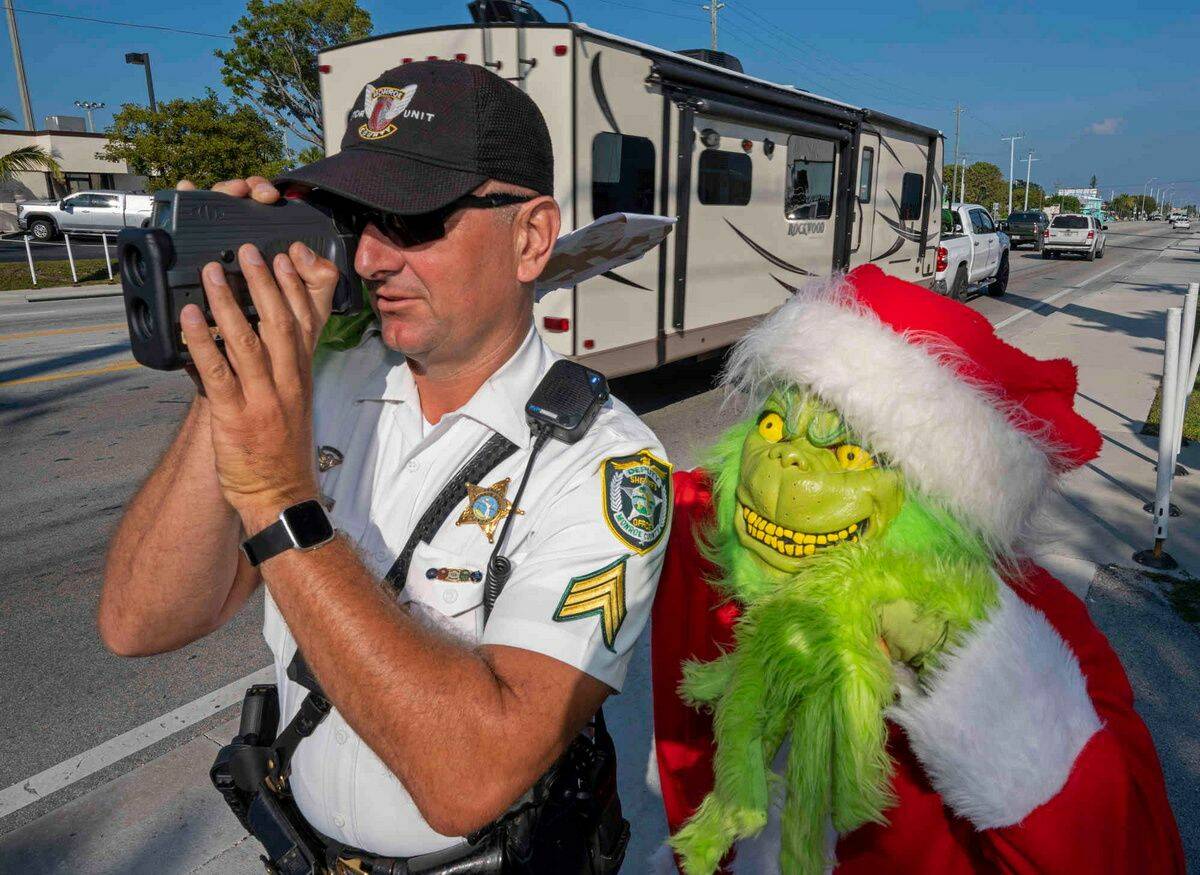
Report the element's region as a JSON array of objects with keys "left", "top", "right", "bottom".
[{"left": 262, "top": 325, "right": 671, "bottom": 857}]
